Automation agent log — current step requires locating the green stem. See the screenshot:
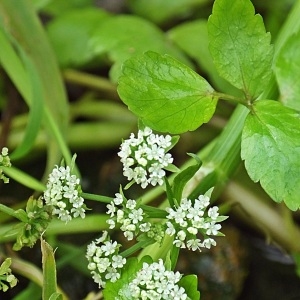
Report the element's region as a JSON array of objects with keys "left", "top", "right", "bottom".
[
  {"left": 140, "top": 205, "right": 167, "bottom": 218},
  {"left": 213, "top": 91, "right": 246, "bottom": 106},
  {"left": 222, "top": 181, "right": 300, "bottom": 252},
  {"left": 2, "top": 166, "right": 46, "bottom": 192},
  {"left": 63, "top": 69, "right": 119, "bottom": 99},
  {"left": 0, "top": 204, "right": 24, "bottom": 221},
  {"left": 121, "top": 239, "right": 155, "bottom": 258},
  {"left": 47, "top": 215, "right": 109, "bottom": 235},
  {"left": 81, "top": 192, "right": 113, "bottom": 204}
]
